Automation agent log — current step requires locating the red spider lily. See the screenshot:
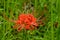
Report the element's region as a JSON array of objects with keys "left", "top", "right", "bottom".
[{"left": 13, "top": 14, "right": 38, "bottom": 31}]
